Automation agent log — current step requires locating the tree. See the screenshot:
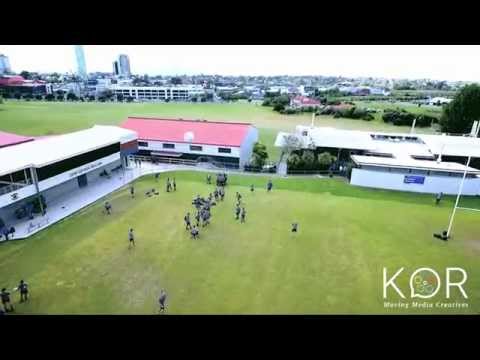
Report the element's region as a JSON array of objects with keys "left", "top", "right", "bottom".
[
  {"left": 317, "top": 152, "right": 337, "bottom": 170},
  {"left": 14, "top": 93, "right": 22, "bottom": 100},
  {"left": 66, "top": 93, "right": 78, "bottom": 101},
  {"left": 117, "top": 94, "right": 124, "bottom": 102},
  {"left": 440, "top": 84, "right": 480, "bottom": 134},
  {"left": 20, "top": 71, "right": 31, "bottom": 80},
  {"left": 126, "top": 96, "right": 134, "bottom": 103},
  {"left": 35, "top": 94, "right": 43, "bottom": 101},
  {"left": 251, "top": 142, "right": 269, "bottom": 168},
  {"left": 45, "top": 93, "right": 55, "bottom": 101},
  {"left": 0, "top": 95, "right": 3, "bottom": 104},
  {"left": 287, "top": 153, "right": 302, "bottom": 169},
  {"left": 301, "top": 150, "right": 316, "bottom": 168},
  {"left": 281, "top": 134, "right": 302, "bottom": 156},
  {"left": 170, "top": 77, "right": 182, "bottom": 85}
]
